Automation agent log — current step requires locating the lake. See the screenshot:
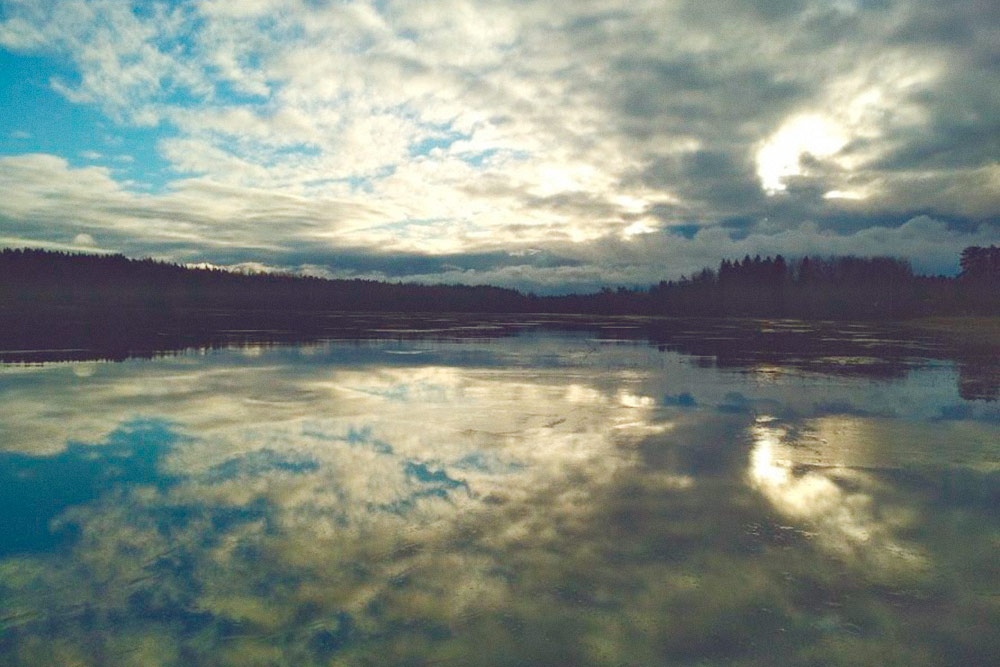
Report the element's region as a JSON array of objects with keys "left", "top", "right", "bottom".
[{"left": 1, "top": 316, "right": 997, "bottom": 666}]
